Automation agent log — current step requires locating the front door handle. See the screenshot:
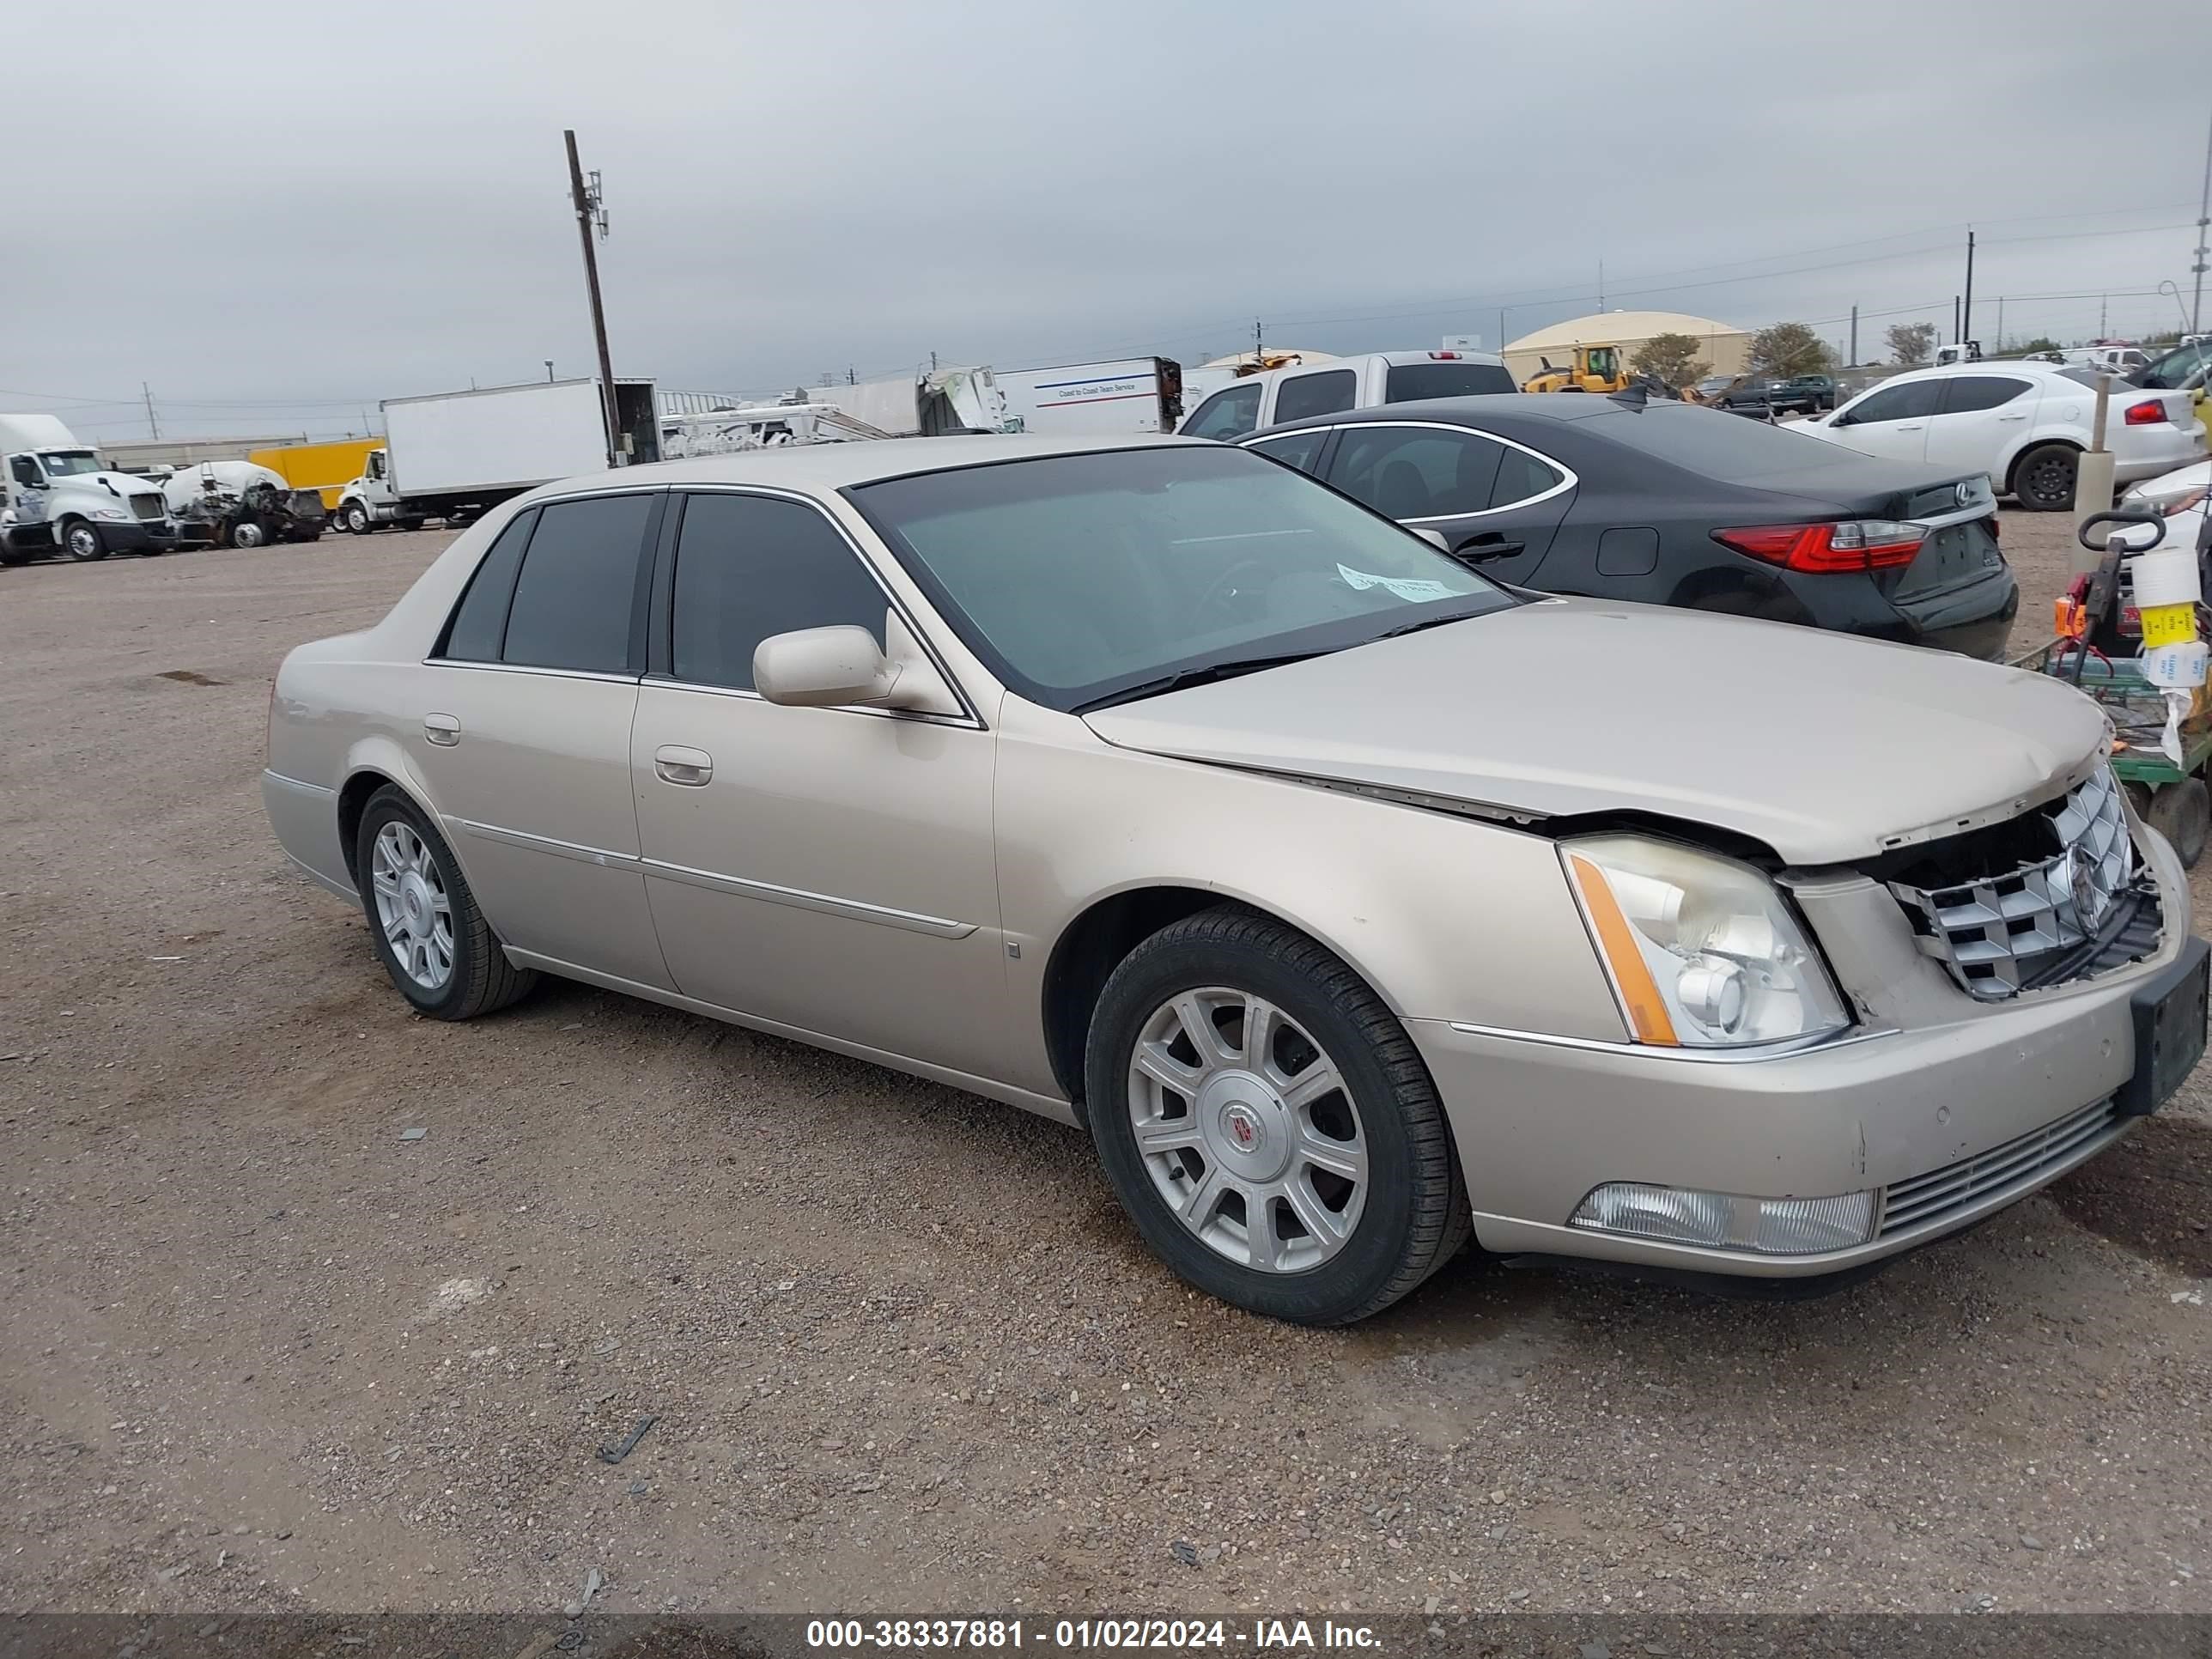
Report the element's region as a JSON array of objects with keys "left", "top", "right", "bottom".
[
  {"left": 1455, "top": 533, "right": 1525, "bottom": 562},
  {"left": 1896, "top": 423, "right": 1925, "bottom": 432},
  {"left": 423, "top": 713, "right": 461, "bottom": 746},
  {"left": 653, "top": 744, "right": 714, "bottom": 787}
]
